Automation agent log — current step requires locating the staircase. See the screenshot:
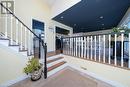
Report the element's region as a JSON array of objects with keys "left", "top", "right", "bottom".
[
  {"left": 0, "top": 2, "right": 67, "bottom": 80},
  {"left": 0, "top": 2, "right": 48, "bottom": 79},
  {"left": 46, "top": 55, "right": 67, "bottom": 77}
]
